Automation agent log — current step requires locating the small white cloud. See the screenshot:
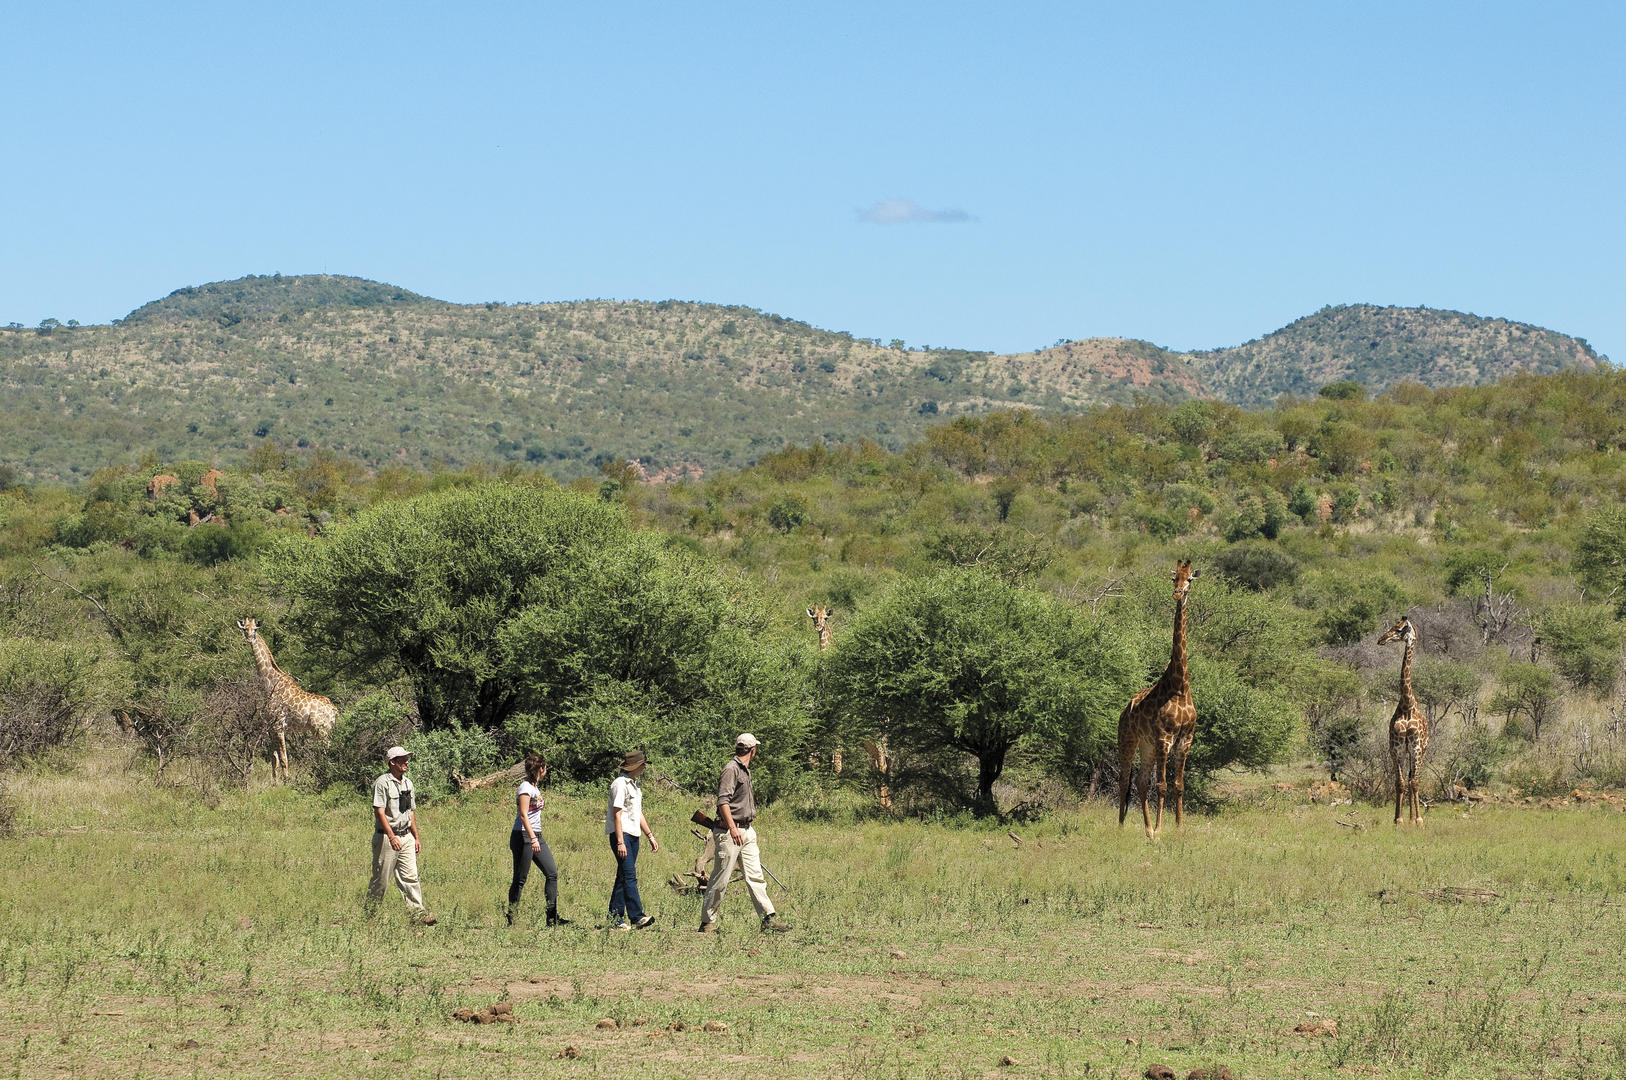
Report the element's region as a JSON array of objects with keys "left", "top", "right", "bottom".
[{"left": 857, "top": 198, "right": 973, "bottom": 225}]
